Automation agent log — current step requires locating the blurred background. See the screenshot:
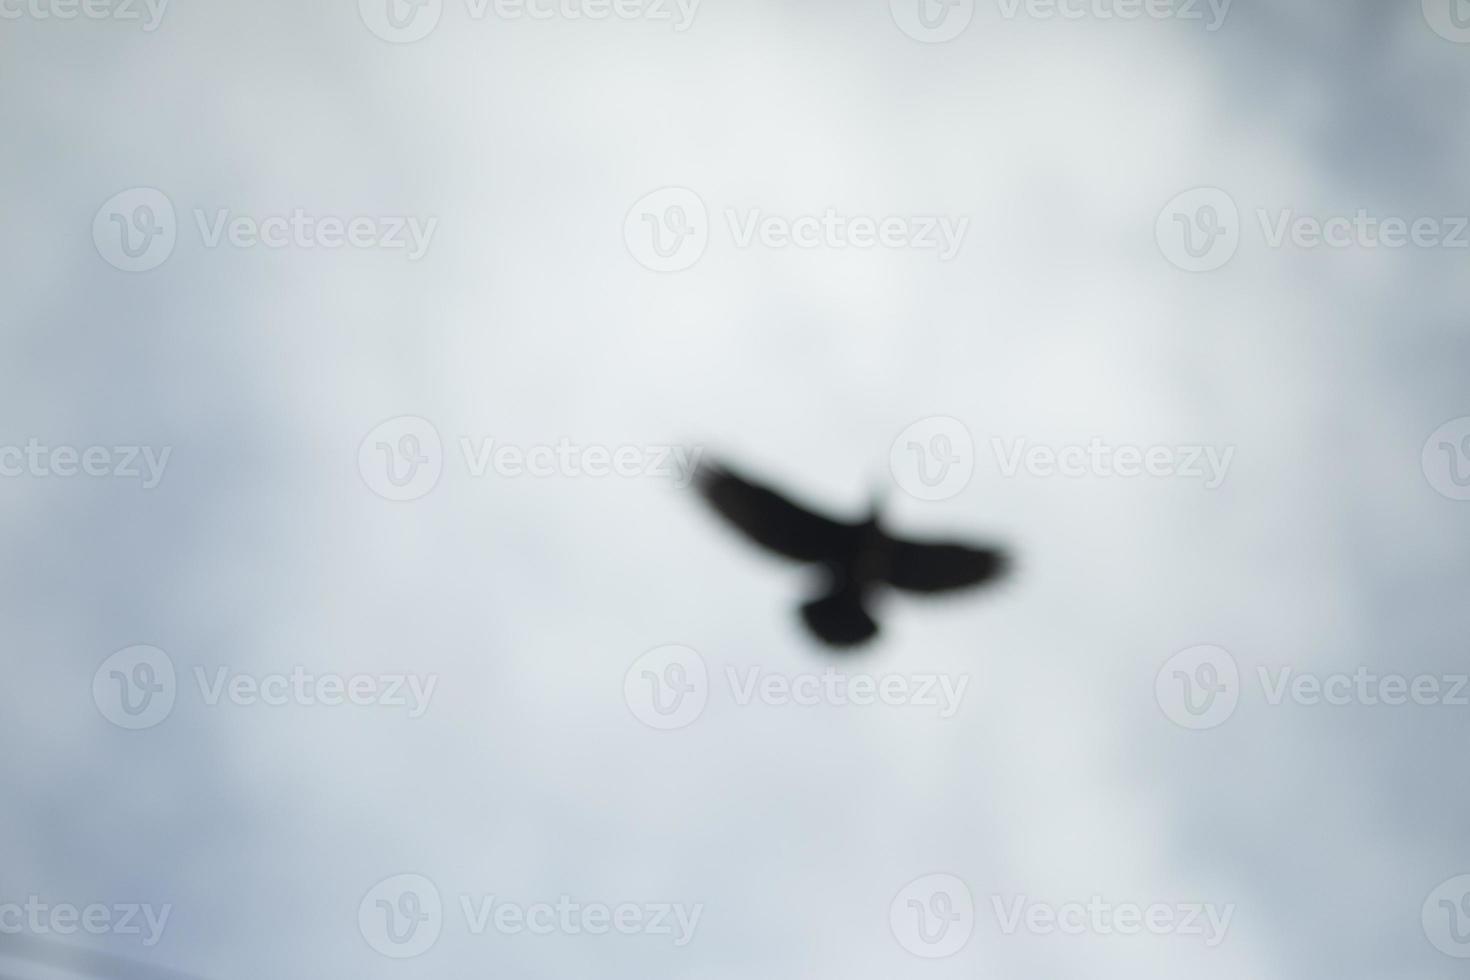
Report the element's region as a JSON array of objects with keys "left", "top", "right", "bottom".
[{"left": 3, "top": 0, "right": 1470, "bottom": 977}]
